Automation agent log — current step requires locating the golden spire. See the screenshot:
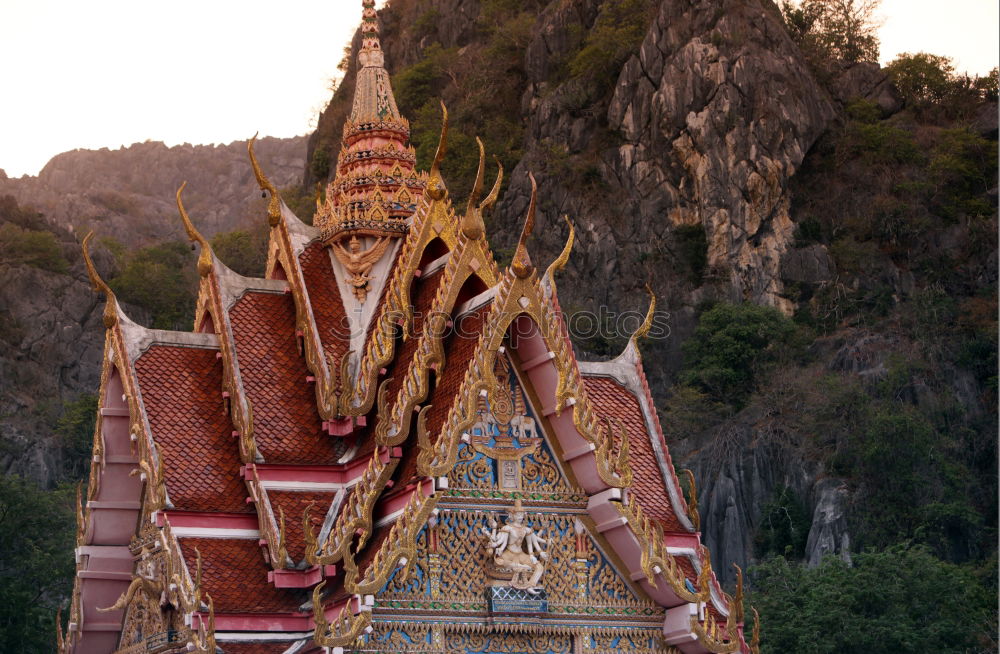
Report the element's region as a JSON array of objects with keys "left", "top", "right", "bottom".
[
  {"left": 511, "top": 173, "right": 537, "bottom": 278},
  {"left": 352, "top": 0, "right": 400, "bottom": 122},
  {"left": 176, "top": 182, "right": 214, "bottom": 278},
  {"left": 81, "top": 232, "right": 119, "bottom": 328}
]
